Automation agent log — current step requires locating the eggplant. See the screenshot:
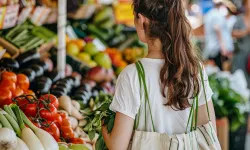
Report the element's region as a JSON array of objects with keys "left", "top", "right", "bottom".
[
  {"left": 0, "top": 58, "right": 19, "bottom": 71},
  {"left": 30, "top": 64, "right": 44, "bottom": 77},
  {"left": 91, "top": 90, "right": 99, "bottom": 97},
  {"left": 48, "top": 70, "right": 61, "bottom": 83},
  {"left": 51, "top": 90, "right": 65, "bottom": 97},
  {"left": 35, "top": 82, "right": 51, "bottom": 95},
  {"left": 35, "top": 76, "right": 52, "bottom": 86},
  {"left": 51, "top": 86, "right": 68, "bottom": 94},
  {"left": 16, "top": 50, "right": 40, "bottom": 66},
  {"left": 38, "top": 61, "right": 49, "bottom": 72},
  {"left": 72, "top": 94, "right": 88, "bottom": 104},
  {"left": 19, "top": 68, "right": 36, "bottom": 82},
  {"left": 54, "top": 83, "right": 71, "bottom": 93}
]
